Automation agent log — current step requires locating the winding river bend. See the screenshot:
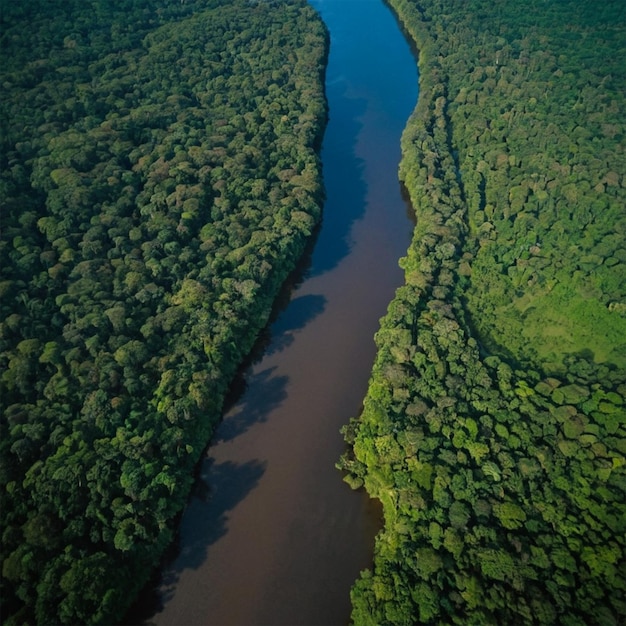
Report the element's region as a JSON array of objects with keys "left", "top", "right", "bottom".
[{"left": 132, "top": 0, "right": 418, "bottom": 623}]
